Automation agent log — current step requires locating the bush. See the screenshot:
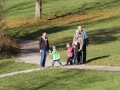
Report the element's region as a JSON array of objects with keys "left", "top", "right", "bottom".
[
  {"left": 0, "top": 28, "right": 20, "bottom": 55},
  {"left": 0, "top": 0, "right": 20, "bottom": 59}
]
